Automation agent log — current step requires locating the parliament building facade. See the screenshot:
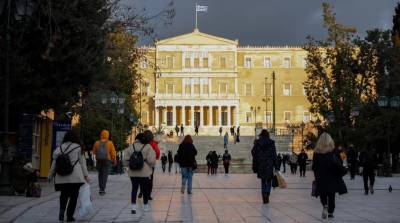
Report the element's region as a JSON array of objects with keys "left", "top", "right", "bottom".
[{"left": 136, "top": 29, "right": 313, "bottom": 135}]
